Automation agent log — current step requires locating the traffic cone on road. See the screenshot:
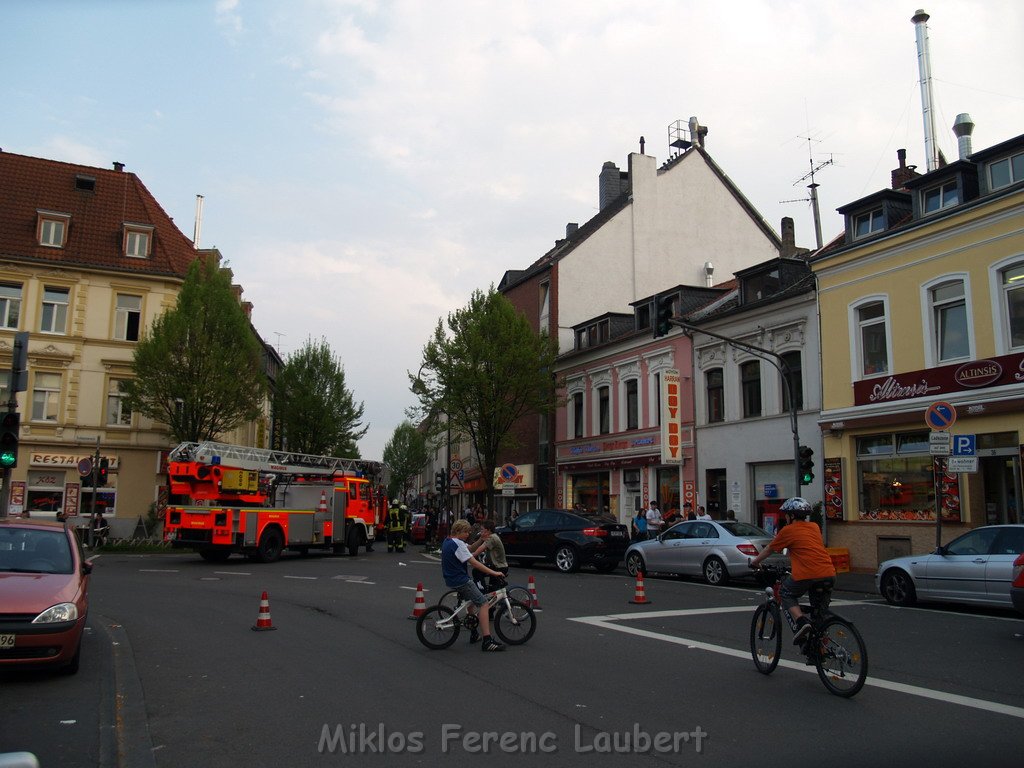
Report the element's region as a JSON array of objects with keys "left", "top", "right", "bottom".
[
  {"left": 528, "top": 574, "right": 542, "bottom": 611},
  {"left": 408, "top": 582, "right": 426, "bottom": 619},
  {"left": 629, "top": 572, "right": 651, "bottom": 605},
  {"left": 252, "top": 591, "right": 277, "bottom": 631}
]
